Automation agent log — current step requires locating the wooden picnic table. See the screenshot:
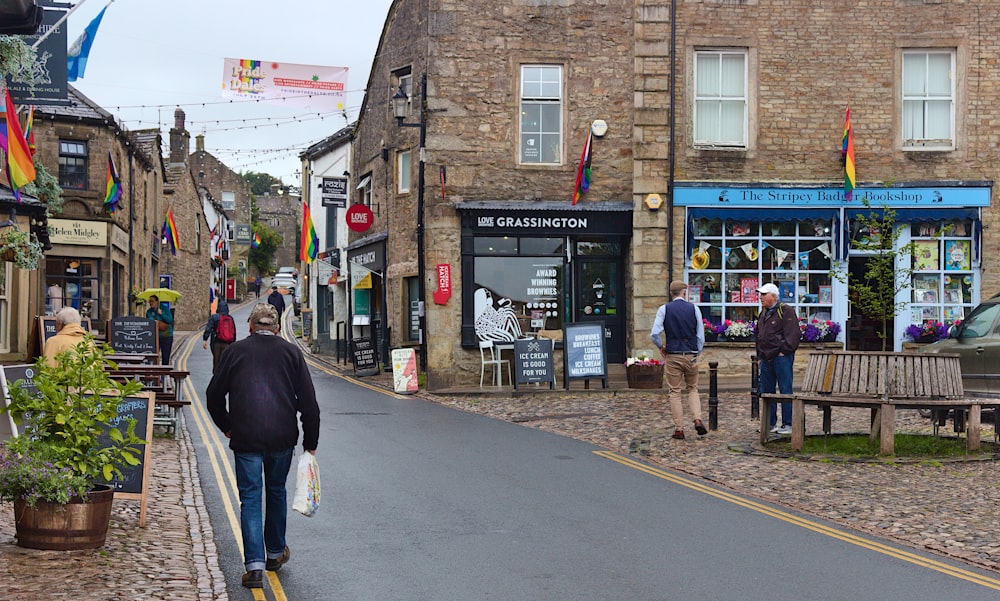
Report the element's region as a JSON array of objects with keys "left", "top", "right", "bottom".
[{"left": 107, "top": 364, "right": 190, "bottom": 437}]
